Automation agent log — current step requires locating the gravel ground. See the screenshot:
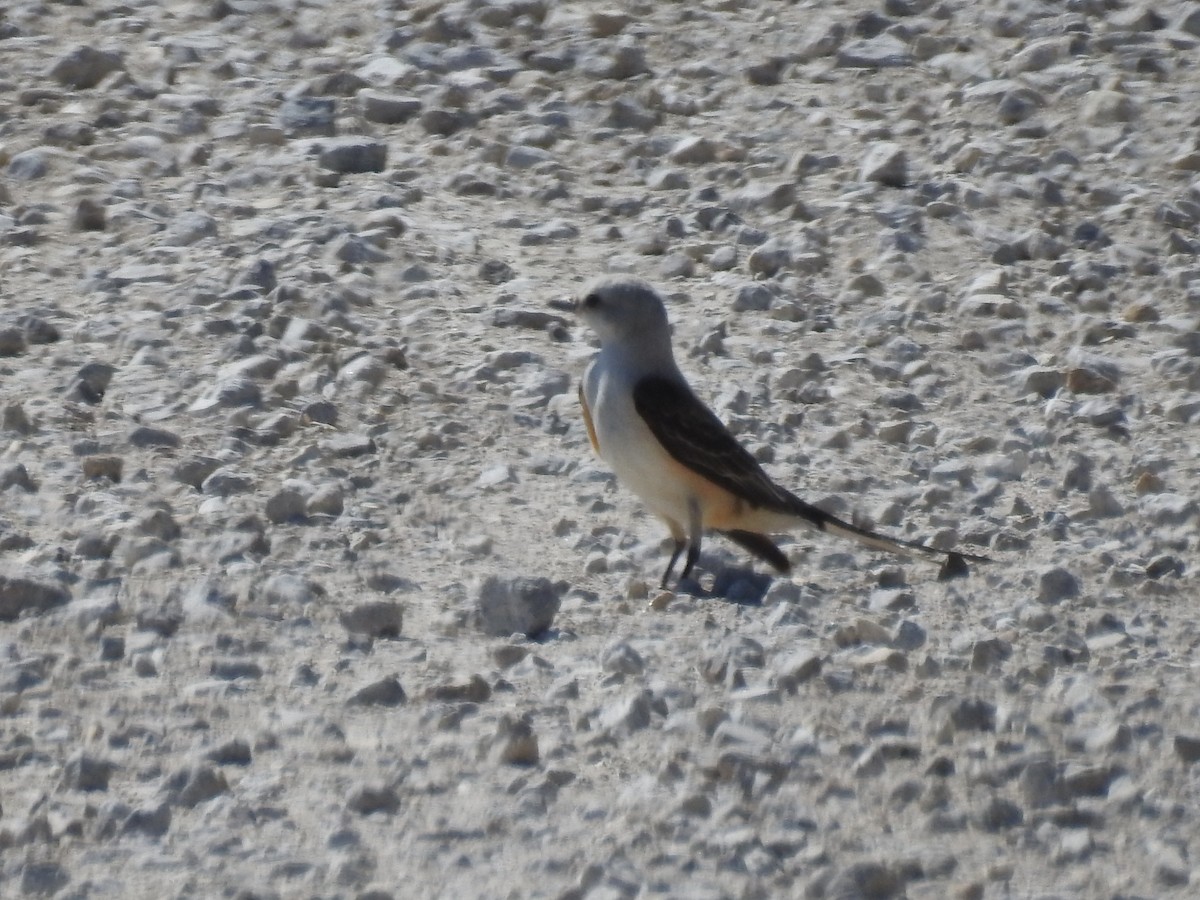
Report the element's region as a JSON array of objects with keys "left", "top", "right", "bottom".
[{"left": 2, "top": 1, "right": 1200, "bottom": 898}]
